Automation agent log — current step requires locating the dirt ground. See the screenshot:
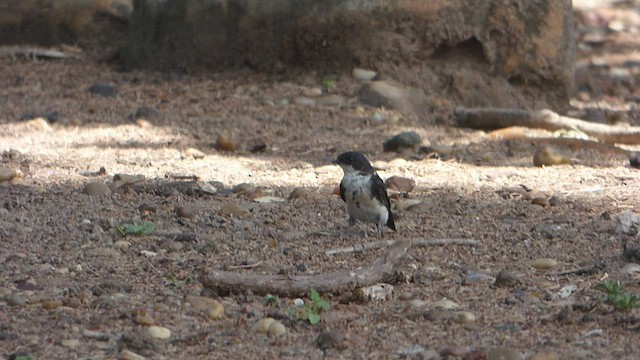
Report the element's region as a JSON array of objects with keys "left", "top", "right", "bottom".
[{"left": 1, "top": 2, "right": 640, "bottom": 360}]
